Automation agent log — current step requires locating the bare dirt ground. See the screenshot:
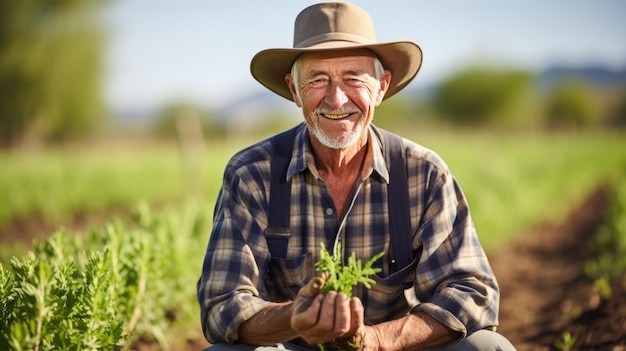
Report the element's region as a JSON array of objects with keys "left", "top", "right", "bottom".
[
  {"left": 491, "top": 185, "right": 626, "bottom": 351},
  {"left": 2, "top": 186, "right": 625, "bottom": 350}
]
